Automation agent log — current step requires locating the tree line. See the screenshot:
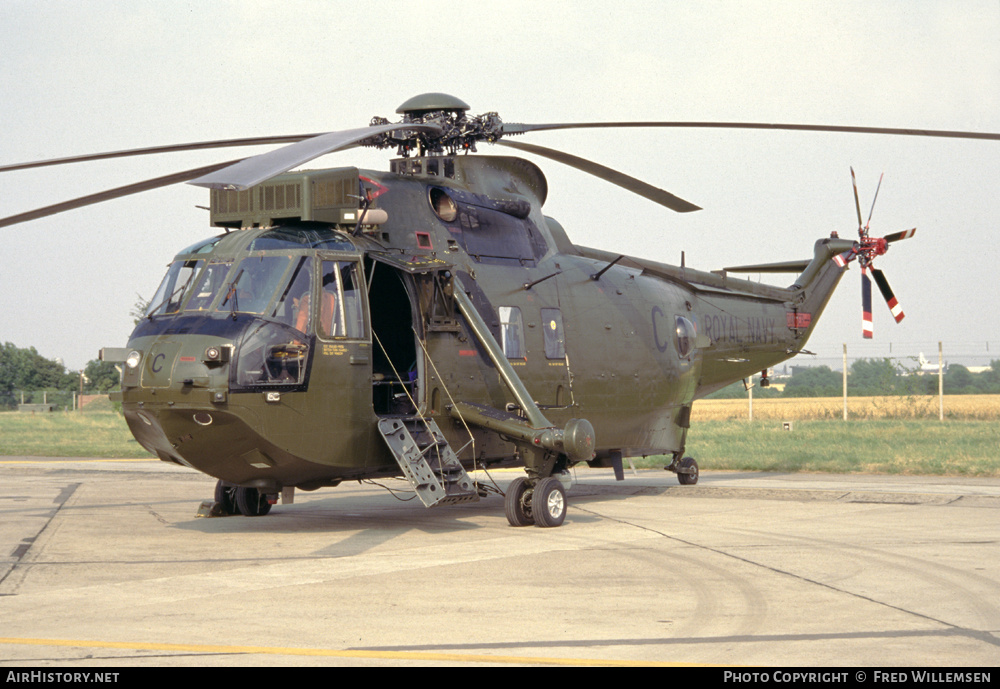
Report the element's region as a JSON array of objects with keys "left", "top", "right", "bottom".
[
  {"left": 710, "top": 358, "right": 1000, "bottom": 399},
  {"left": 0, "top": 342, "right": 120, "bottom": 410}
]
